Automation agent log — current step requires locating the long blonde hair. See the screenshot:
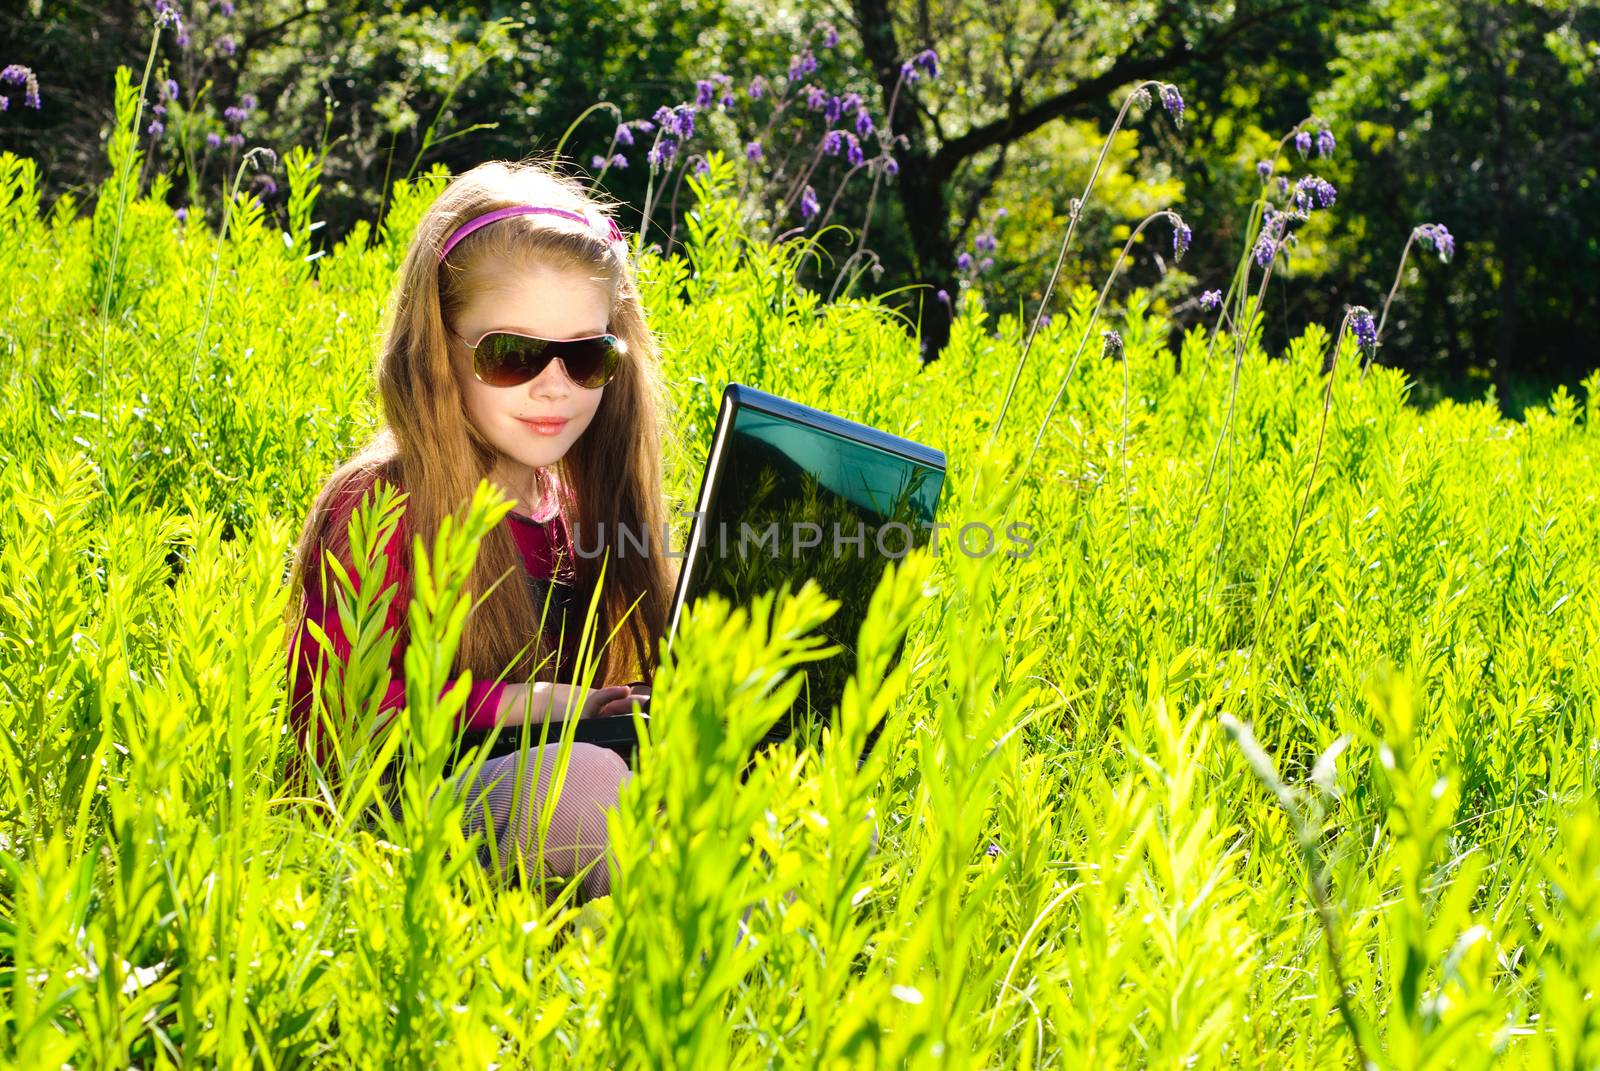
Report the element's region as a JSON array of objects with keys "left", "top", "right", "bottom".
[{"left": 284, "top": 157, "right": 676, "bottom": 692}]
